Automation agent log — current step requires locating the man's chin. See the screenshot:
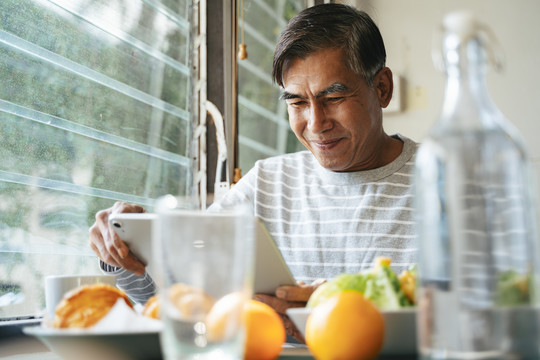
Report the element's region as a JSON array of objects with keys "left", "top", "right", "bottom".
[{"left": 314, "top": 156, "right": 348, "bottom": 172}]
